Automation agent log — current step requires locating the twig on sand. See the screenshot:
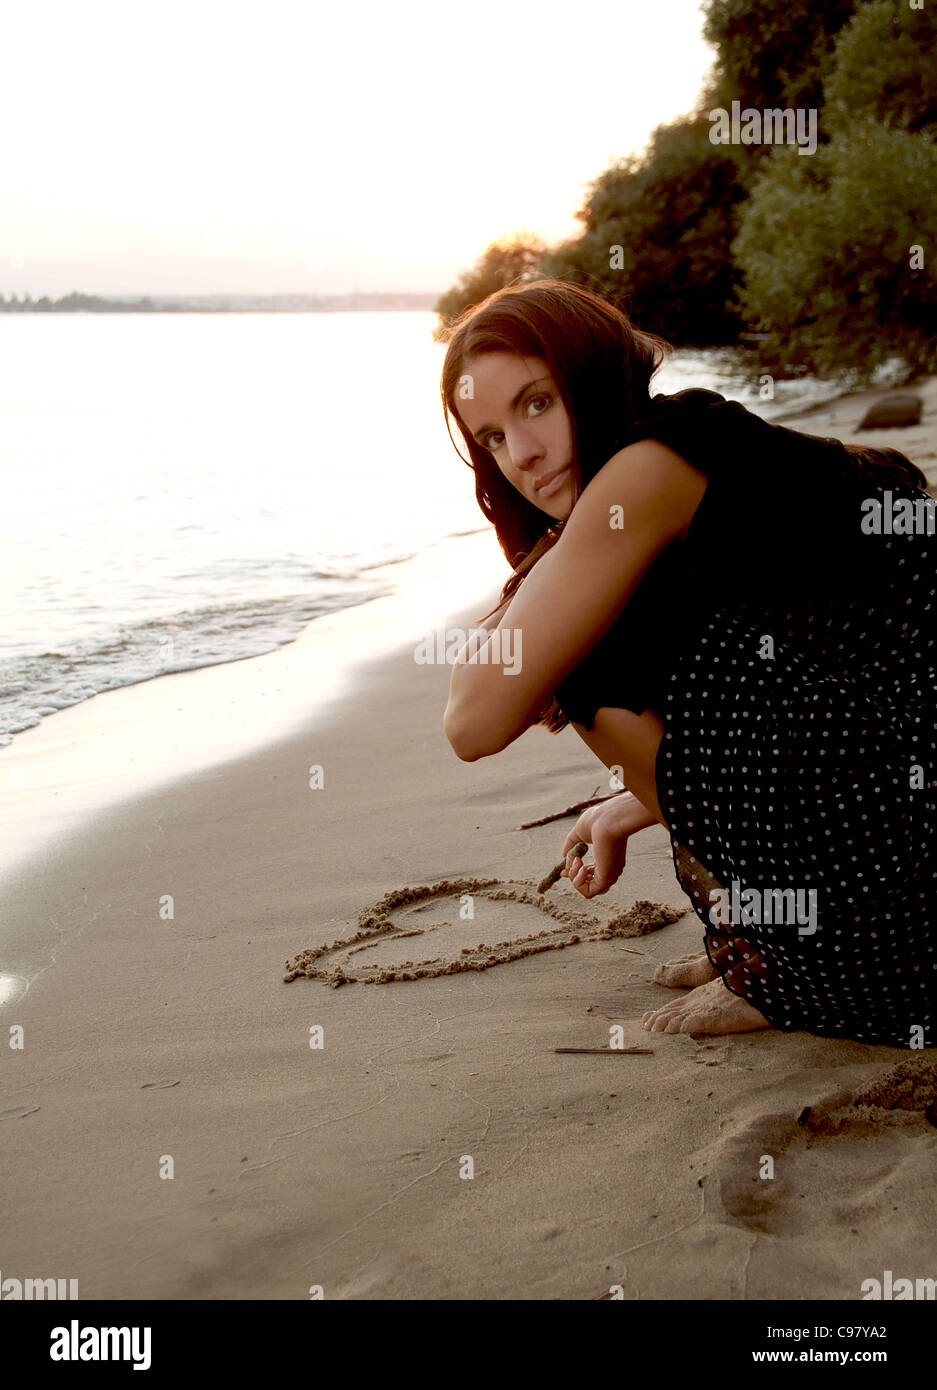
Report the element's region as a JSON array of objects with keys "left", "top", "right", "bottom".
[
  {"left": 519, "top": 792, "right": 620, "bottom": 830},
  {"left": 554, "top": 1047, "right": 654, "bottom": 1055}
]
